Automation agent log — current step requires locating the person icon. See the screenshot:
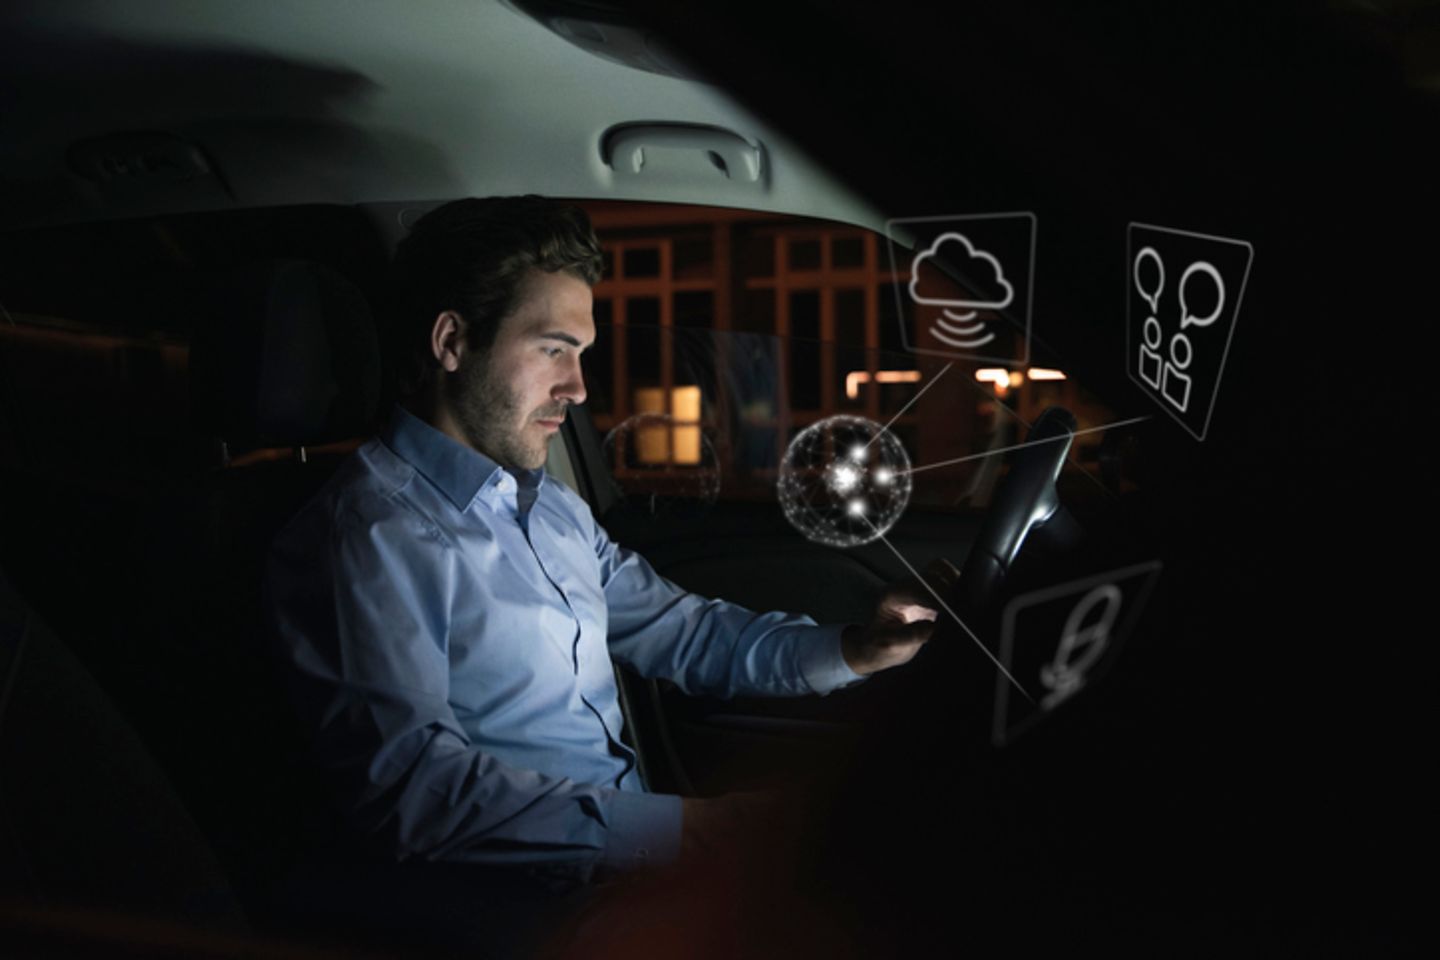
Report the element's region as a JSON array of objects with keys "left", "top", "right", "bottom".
[
  {"left": 1039, "top": 583, "right": 1121, "bottom": 711},
  {"left": 1161, "top": 330, "right": 1193, "bottom": 413},
  {"left": 1138, "top": 316, "right": 1163, "bottom": 389}
]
